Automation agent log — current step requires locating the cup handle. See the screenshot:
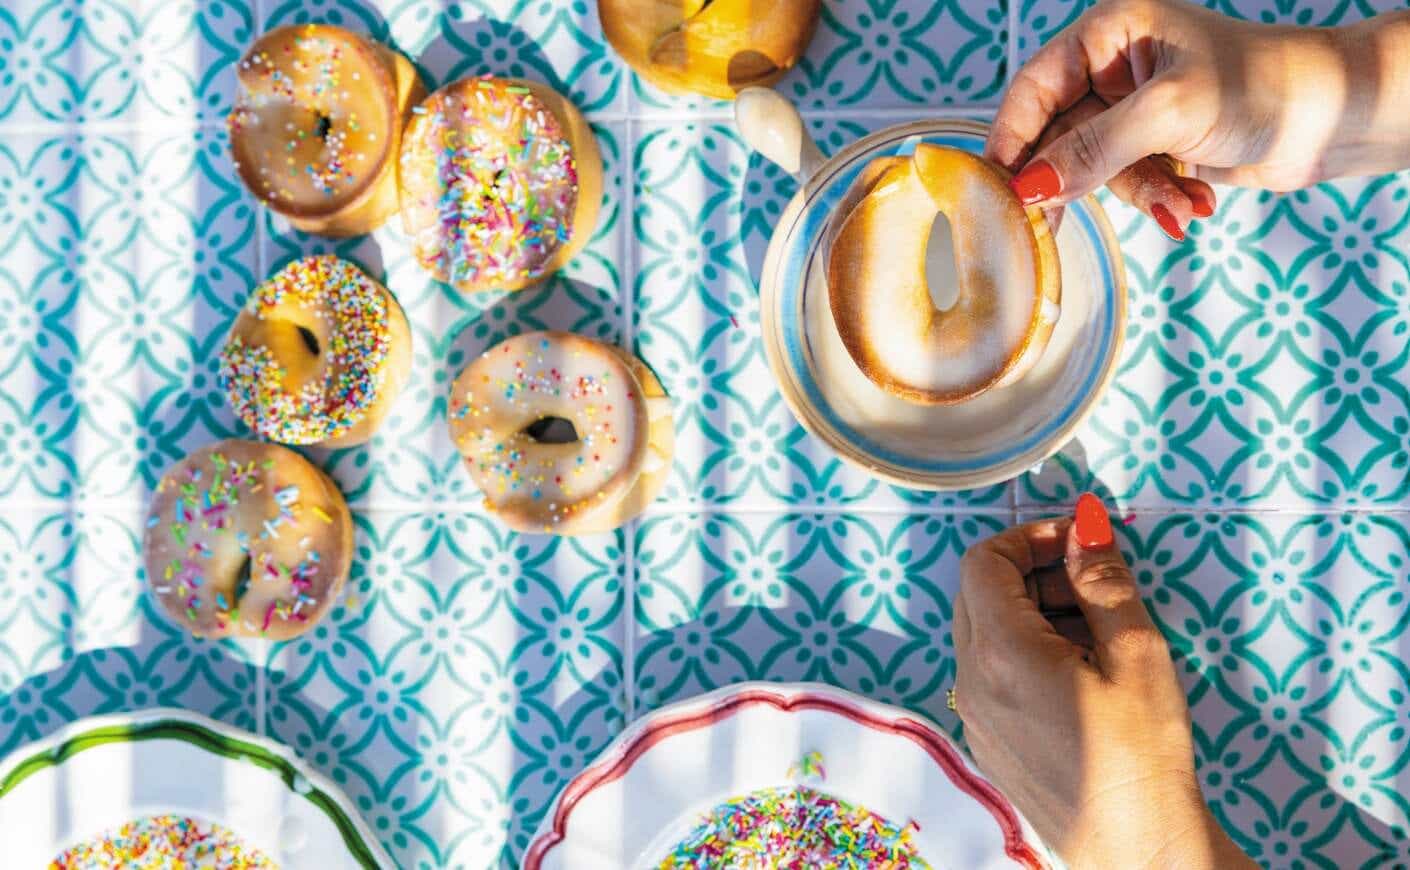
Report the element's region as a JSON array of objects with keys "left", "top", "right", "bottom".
[{"left": 734, "top": 87, "right": 826, "bottom": 184}]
